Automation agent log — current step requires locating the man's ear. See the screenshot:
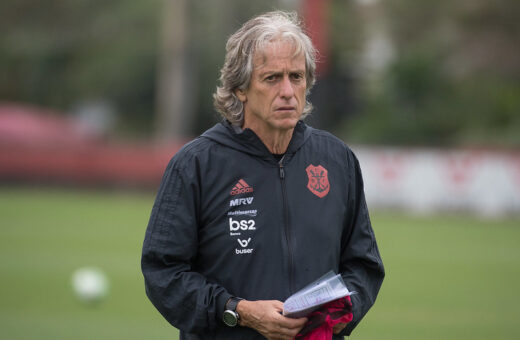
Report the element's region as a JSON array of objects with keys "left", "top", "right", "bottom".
[{"left": 235, "top": 88, "right": 247, "bottom": 102}]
